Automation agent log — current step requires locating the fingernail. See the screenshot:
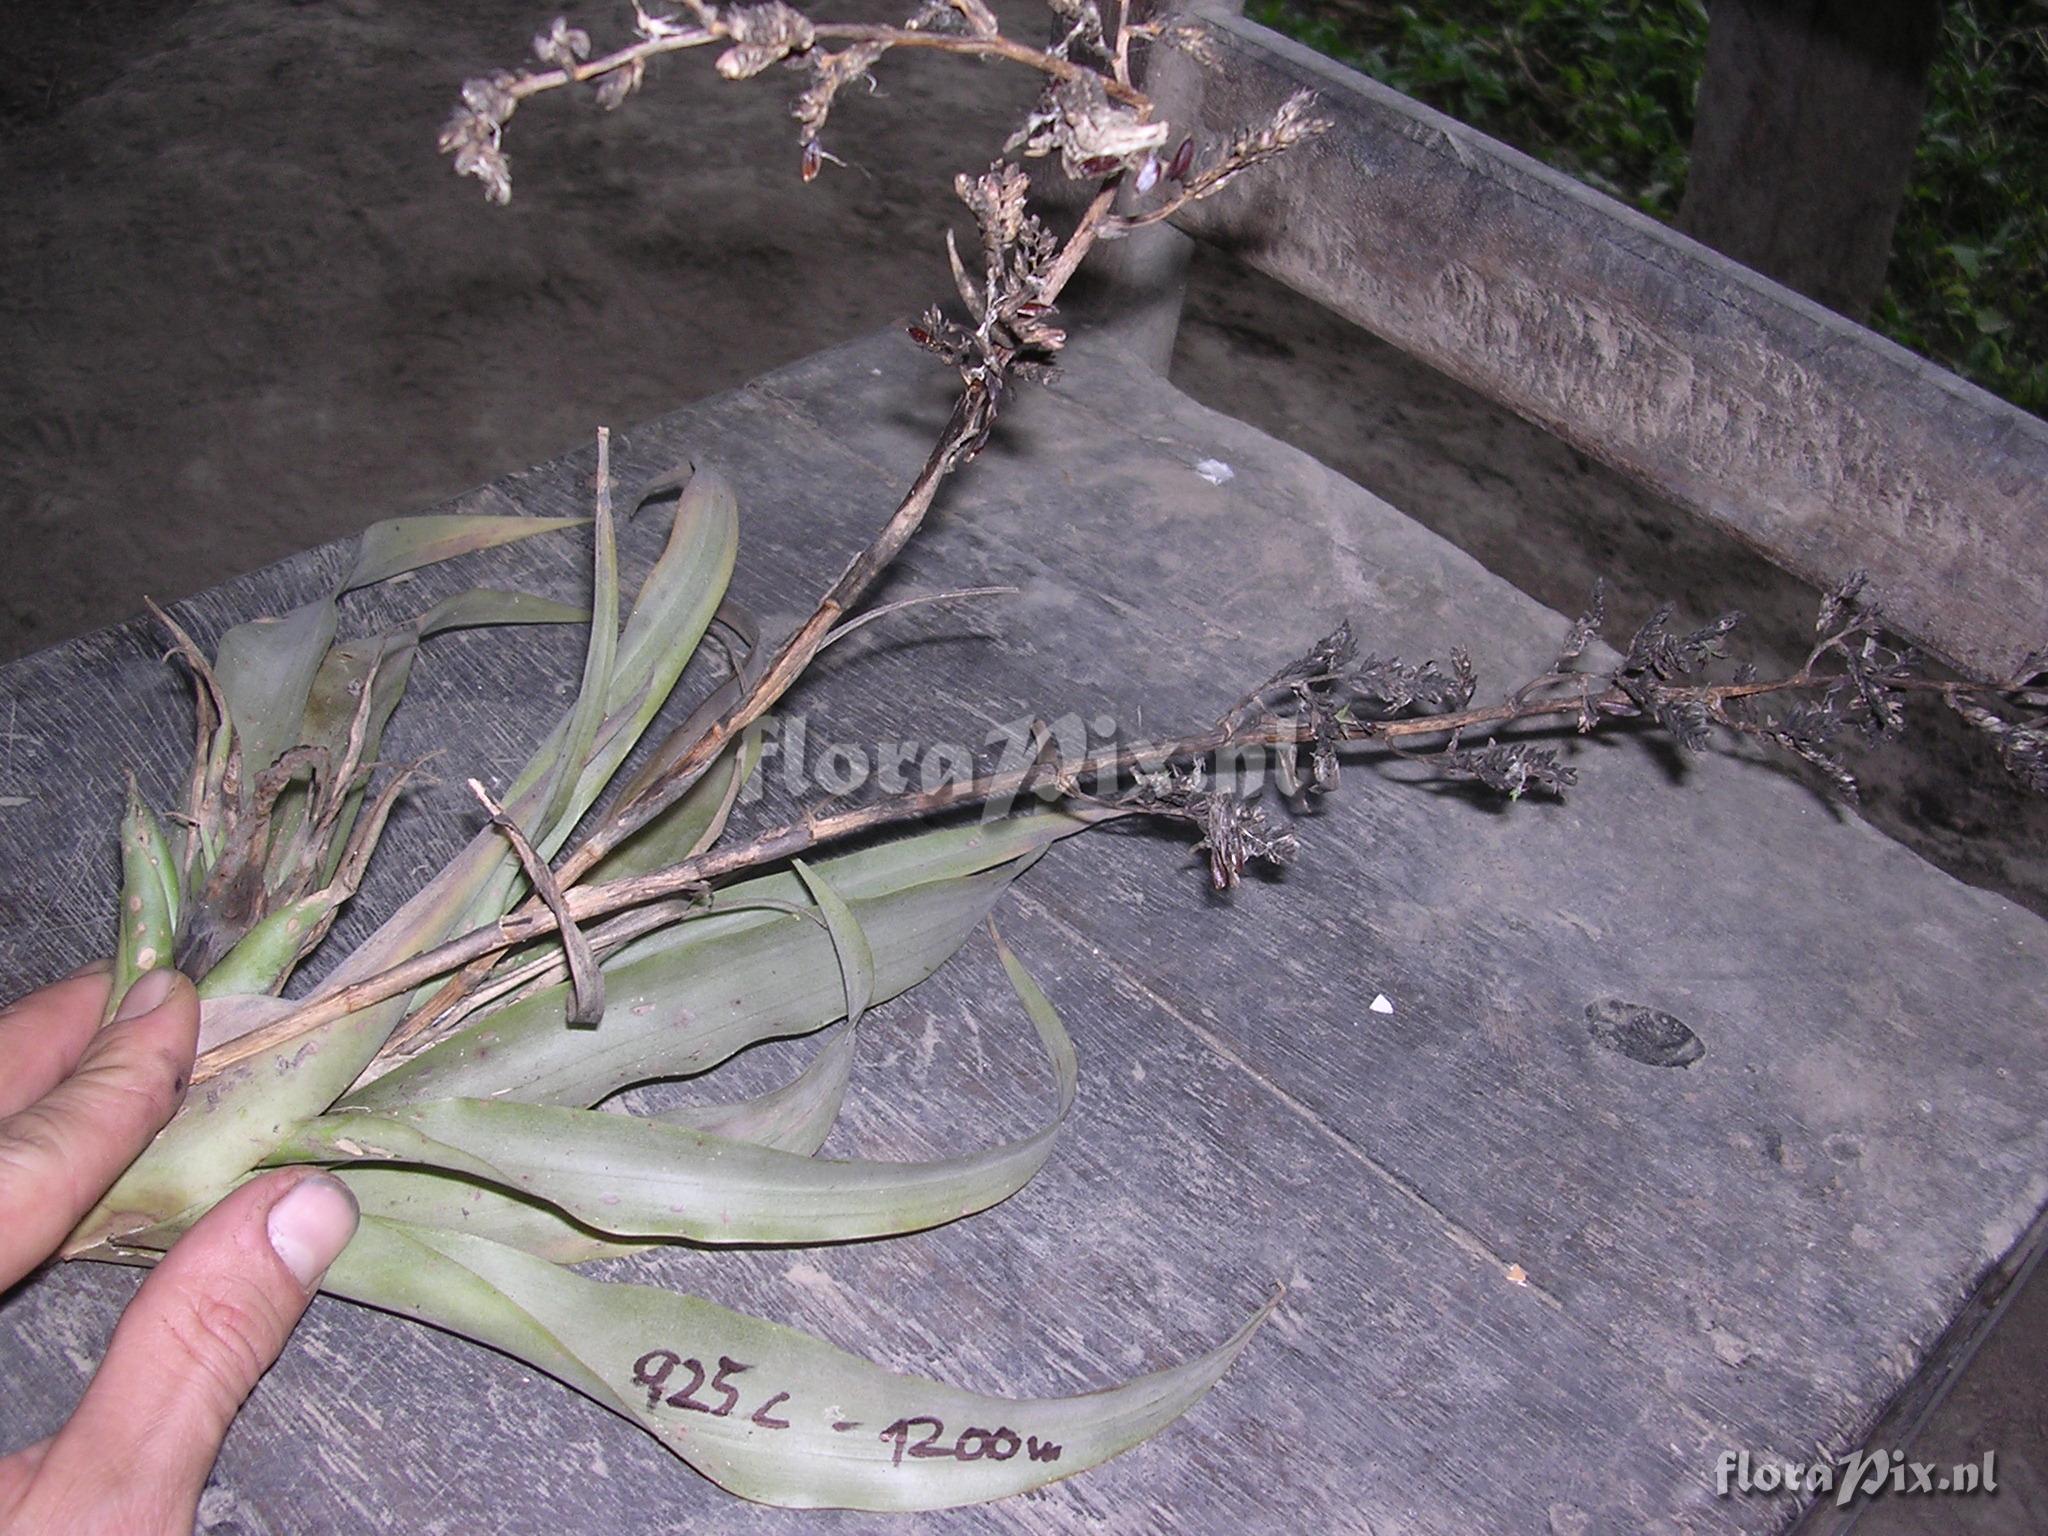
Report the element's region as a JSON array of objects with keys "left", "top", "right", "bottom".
[
  {"left": 113, "top": 967, "right": 178, "bottom": 1022},
  {"left": 67, "top": 956, "right": 115, "bottom": 980},
  {"left": 267, "top": 1174, "right": 359, "bottom": 1290}
]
